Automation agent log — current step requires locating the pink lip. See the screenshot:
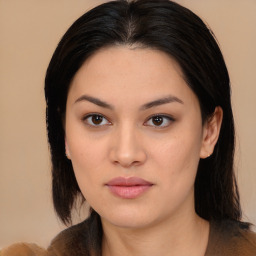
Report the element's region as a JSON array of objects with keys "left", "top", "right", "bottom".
[{"left": 106, "top": 177, "right": 153, "bottom": 199}]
